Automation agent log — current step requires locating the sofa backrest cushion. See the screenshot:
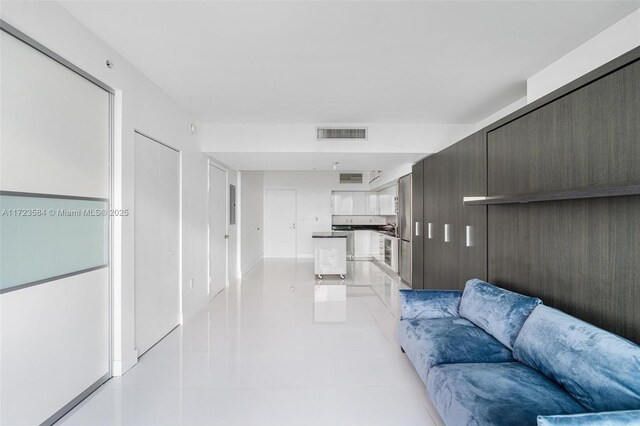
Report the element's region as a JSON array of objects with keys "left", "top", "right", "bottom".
[
  {"left": 399, "top": 290, "right": 462, "bottom": 320},
  {"left": 514, "top": 305, "right": 640, "bottom": 412},
  {"left": 458, "top": 279, "right": 542, "bottom": 349}
]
